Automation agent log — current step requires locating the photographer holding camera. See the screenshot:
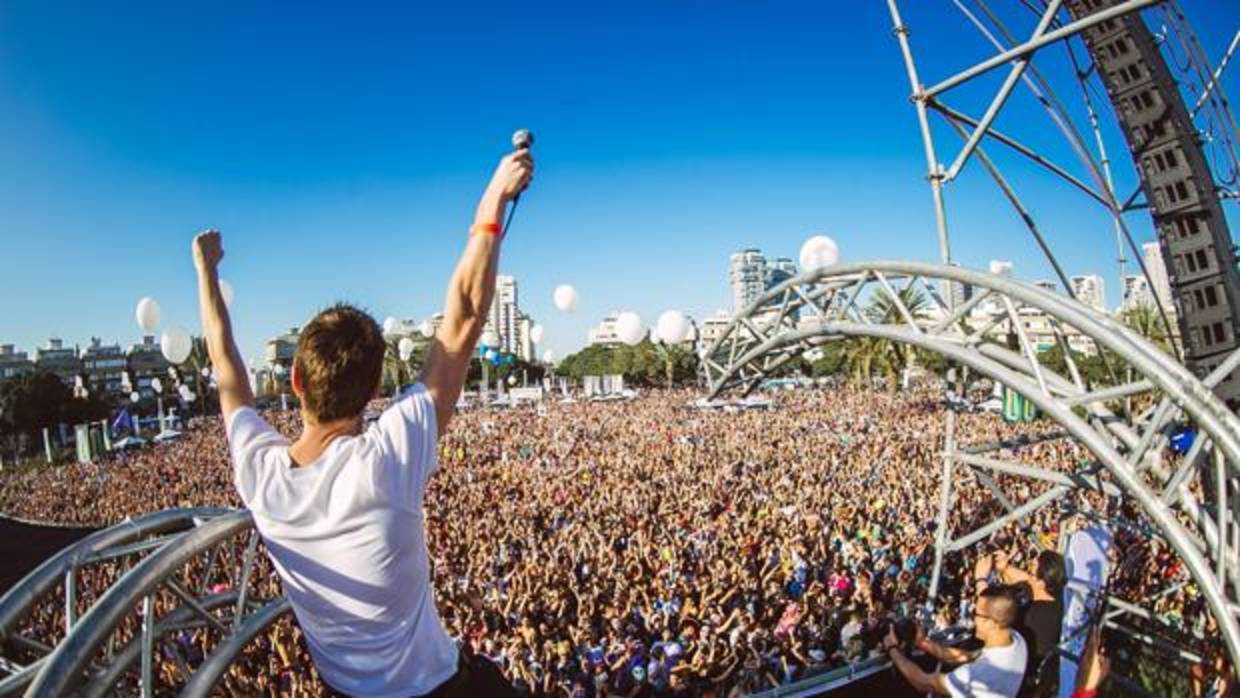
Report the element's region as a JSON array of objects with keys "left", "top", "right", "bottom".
[
  {"left": 989, "top": 549, "right": 1066, "bottom": 697},
  {"left": 883, "top": 565, "right": 1028, "bottom": 697}
]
